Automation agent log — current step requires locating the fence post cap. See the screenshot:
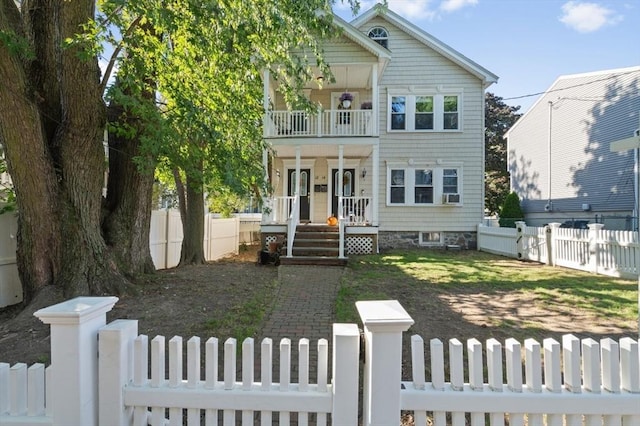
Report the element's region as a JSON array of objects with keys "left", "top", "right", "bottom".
[
  {"left": 356, "top": 300, "right": 414, "bottom": 332},
  {"left": 587, "top": 223, "right": 605, "bottom": 230},
  {"left": 34, "top": 296, "right": 119, "bottom": 325}
]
